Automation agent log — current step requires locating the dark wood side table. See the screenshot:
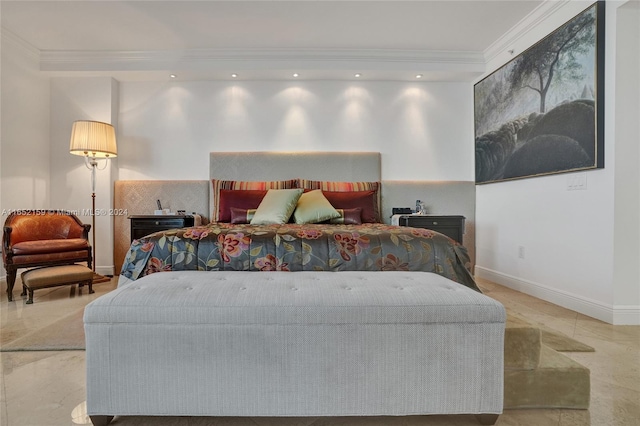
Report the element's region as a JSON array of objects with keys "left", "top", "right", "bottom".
[
  {"left": 398, "top": 215, "right": 465, "bottom": 244},
  {"left": 129, "top": 215, "right": 195, "bottom": 242}
]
